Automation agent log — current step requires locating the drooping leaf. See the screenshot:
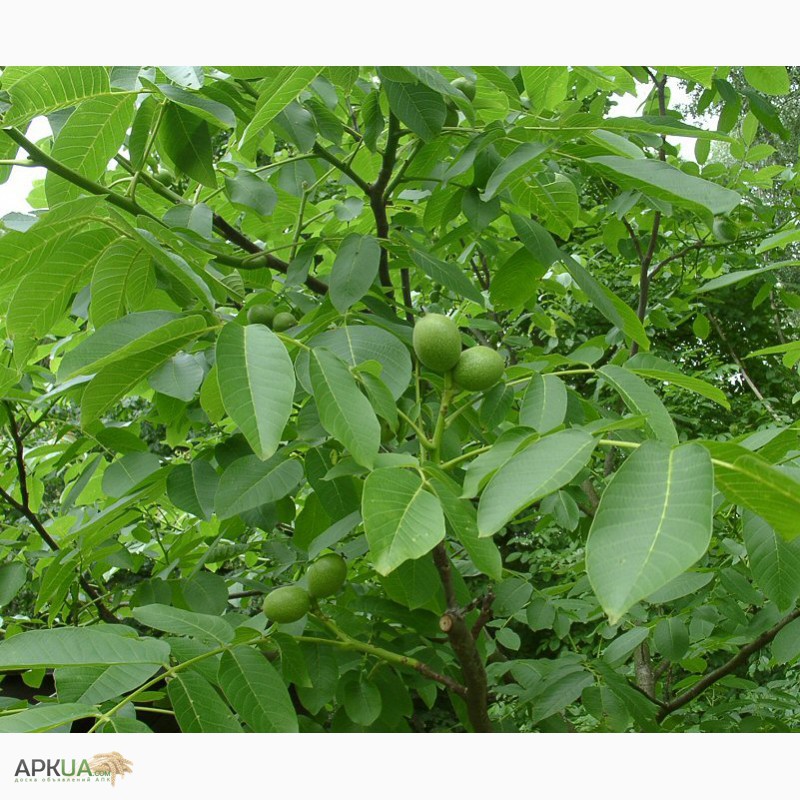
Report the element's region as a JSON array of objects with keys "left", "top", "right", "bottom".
[
  {"left": 0, "top": 628, "right": 170, "bottom": 669},
  {"left": 477, "top": 429, "right": 596, "bottom": 536},
  {"left": 166, "top": 460, "right": 220, "bottom": 520},
  {"left": 218, "top": 646, "right": 298, "bottom": 732},
  {"left": 215, "top": 452, "right": 304, "bottom": 519},
  {"left": 598, "top": 365, "right": 678, "bottom": 444},
  {"left": 329, "top": 233, "right": 381, "bottom": 312},
  {"left": 362, "top": 467, "right": 445, "bottom": 575},
  {"left": 519, "top": 374, "right": 568, "bottom": 433},
  {"left": 45, "top": 93, "right": 136, "bottom": 206},
  {"left": 586, "top": 442, "right": 713, "bottom": 624},
  {"left": 587, "top": 155, "right": 741, "bottom": 217},
  {"left": 743, "top": 511, "right": 800, "bottom": 611},
  {"left": 167, "top": 671, "right": 243, "bottom": 733},
  {"left": 131, "top": 604, "right": 234, "bottom": 645},
  {"left": 4, "top": 66, "right": 110, "bottom": 125},
  {"left": 310, "top": 348, "right": 381, "bottom": 468},
  {"left": 215, "top": 322, "right": 296, "bottom": 461}
]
